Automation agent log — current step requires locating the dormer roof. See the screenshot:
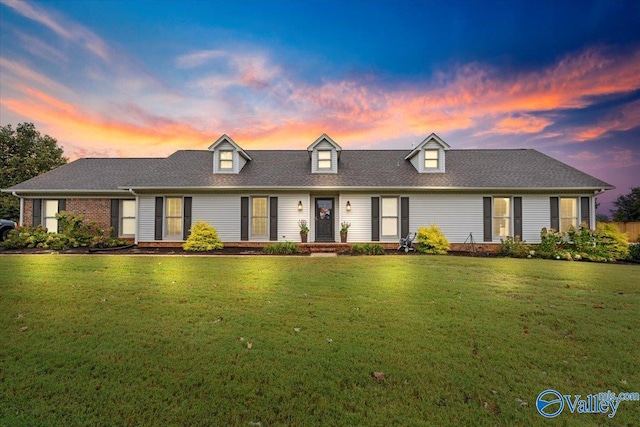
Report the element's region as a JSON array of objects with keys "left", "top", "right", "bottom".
[
  {"left": 208, "top": 134, "right": 252, "bottom": 161},
  {"left": 307, "top": 133, "right": 342, "bottom": 155},
  {"left": 404, "top": 133, "right": 450, "bottom": 160}
]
